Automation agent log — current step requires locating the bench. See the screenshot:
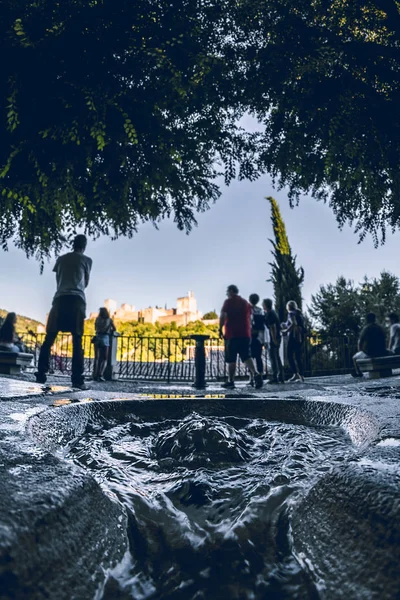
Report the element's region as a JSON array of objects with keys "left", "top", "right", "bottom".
[
  {"left": 356, "top": 354, "right": 400, "bottom": 379},
  {"left": 0, "top": 351, "right": 34, "bottom": 375}
]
